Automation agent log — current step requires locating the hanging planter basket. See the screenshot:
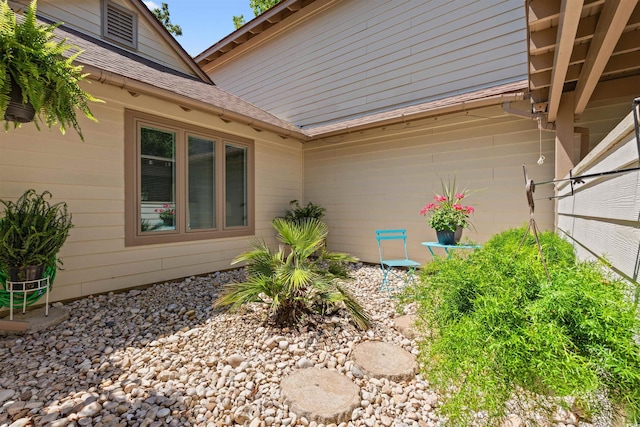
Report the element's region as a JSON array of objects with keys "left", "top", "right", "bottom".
[
  {"left": 4, "top": 77, "right": 35, "bottom": 123},
  {"left": 0, "top": 1, "right": 101, "bottom": 140}
]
